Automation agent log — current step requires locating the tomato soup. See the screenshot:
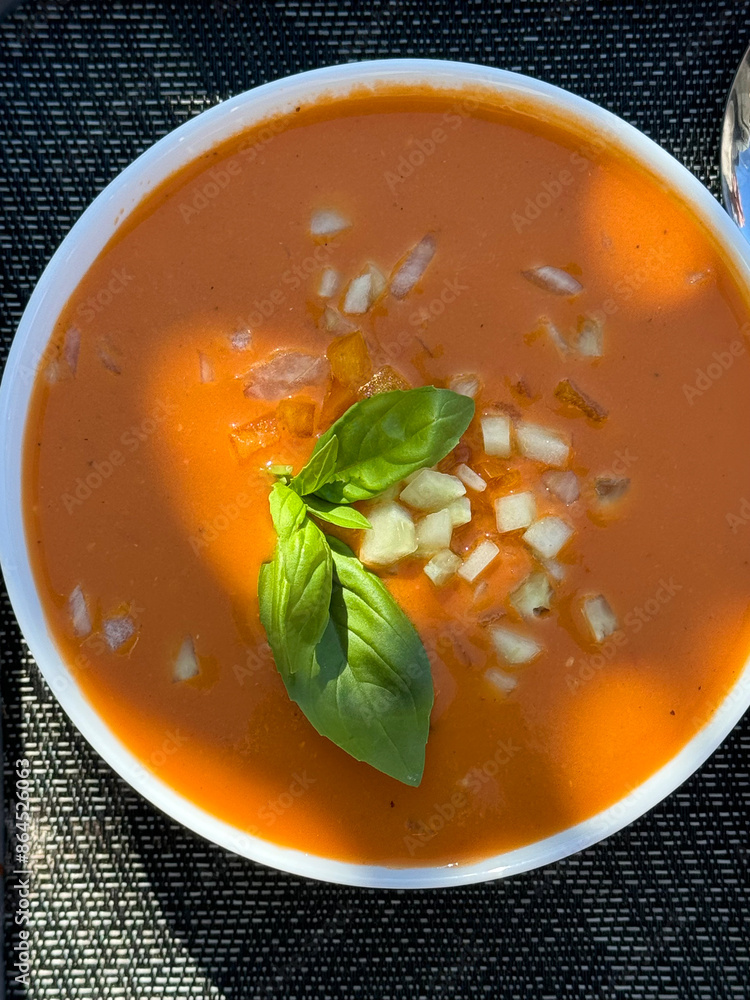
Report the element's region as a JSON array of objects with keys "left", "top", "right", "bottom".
[{"left": 22, "top": 87, "right": 750, "bottom": 867}]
